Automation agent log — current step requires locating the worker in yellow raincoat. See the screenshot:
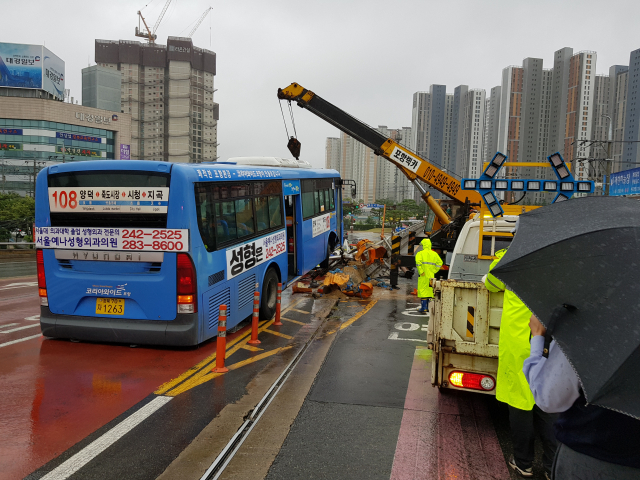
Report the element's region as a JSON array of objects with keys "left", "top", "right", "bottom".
[
  {"left": 484, "top": 244, "right": 558, "bottom": 479},
  {"left": 415, "top": 238, "right": 442, "bottom": 314}
]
